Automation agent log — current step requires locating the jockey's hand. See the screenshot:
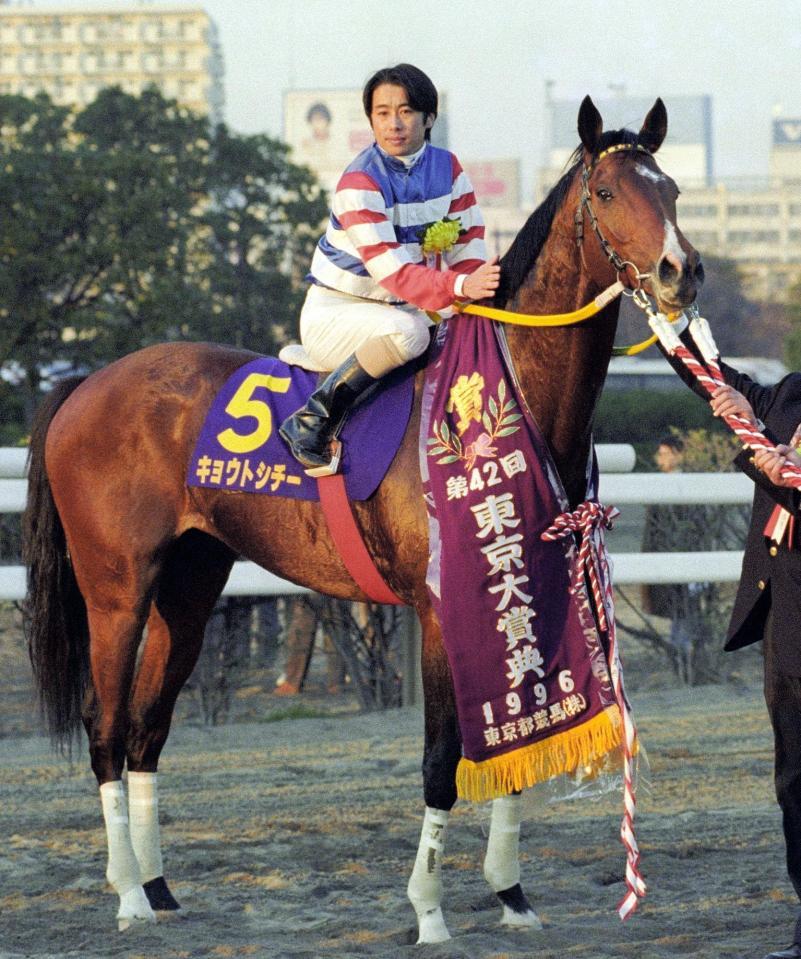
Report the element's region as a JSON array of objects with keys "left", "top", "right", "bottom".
[
  {"left": 462, "top": 257, "right": 501, "bottom": 301},
  {"left": 753, "top": 445, "right": 796, "bottom": 486},
  {"left": 710, "top": 385, "right": 758, "bottom": 427}
]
